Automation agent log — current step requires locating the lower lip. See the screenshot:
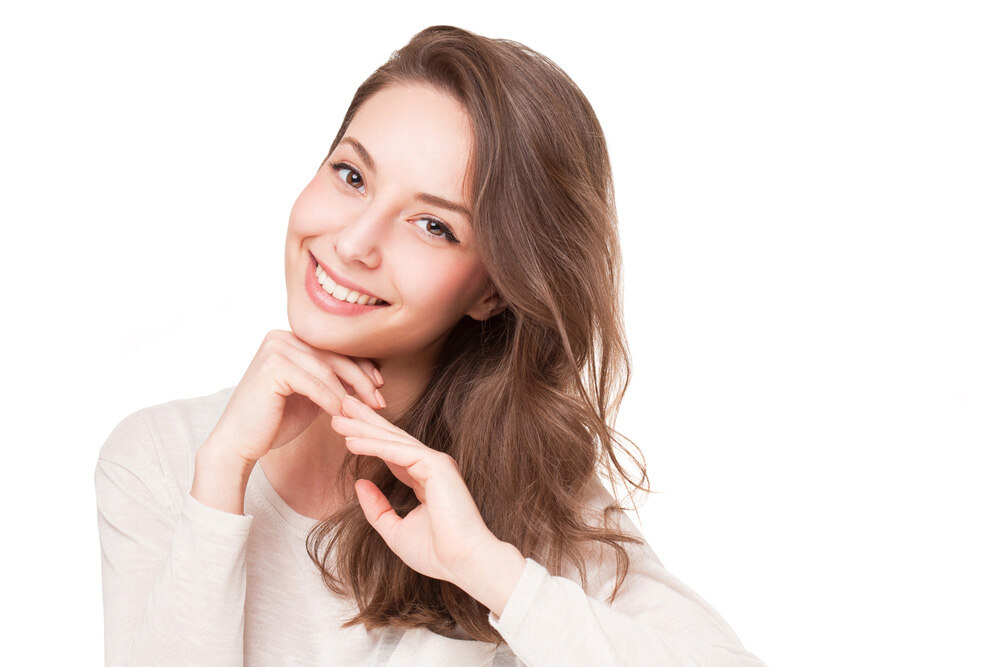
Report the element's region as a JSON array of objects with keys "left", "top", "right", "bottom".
[{"left": 305, "top": 254, "right": 390, "bottom": 316}]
